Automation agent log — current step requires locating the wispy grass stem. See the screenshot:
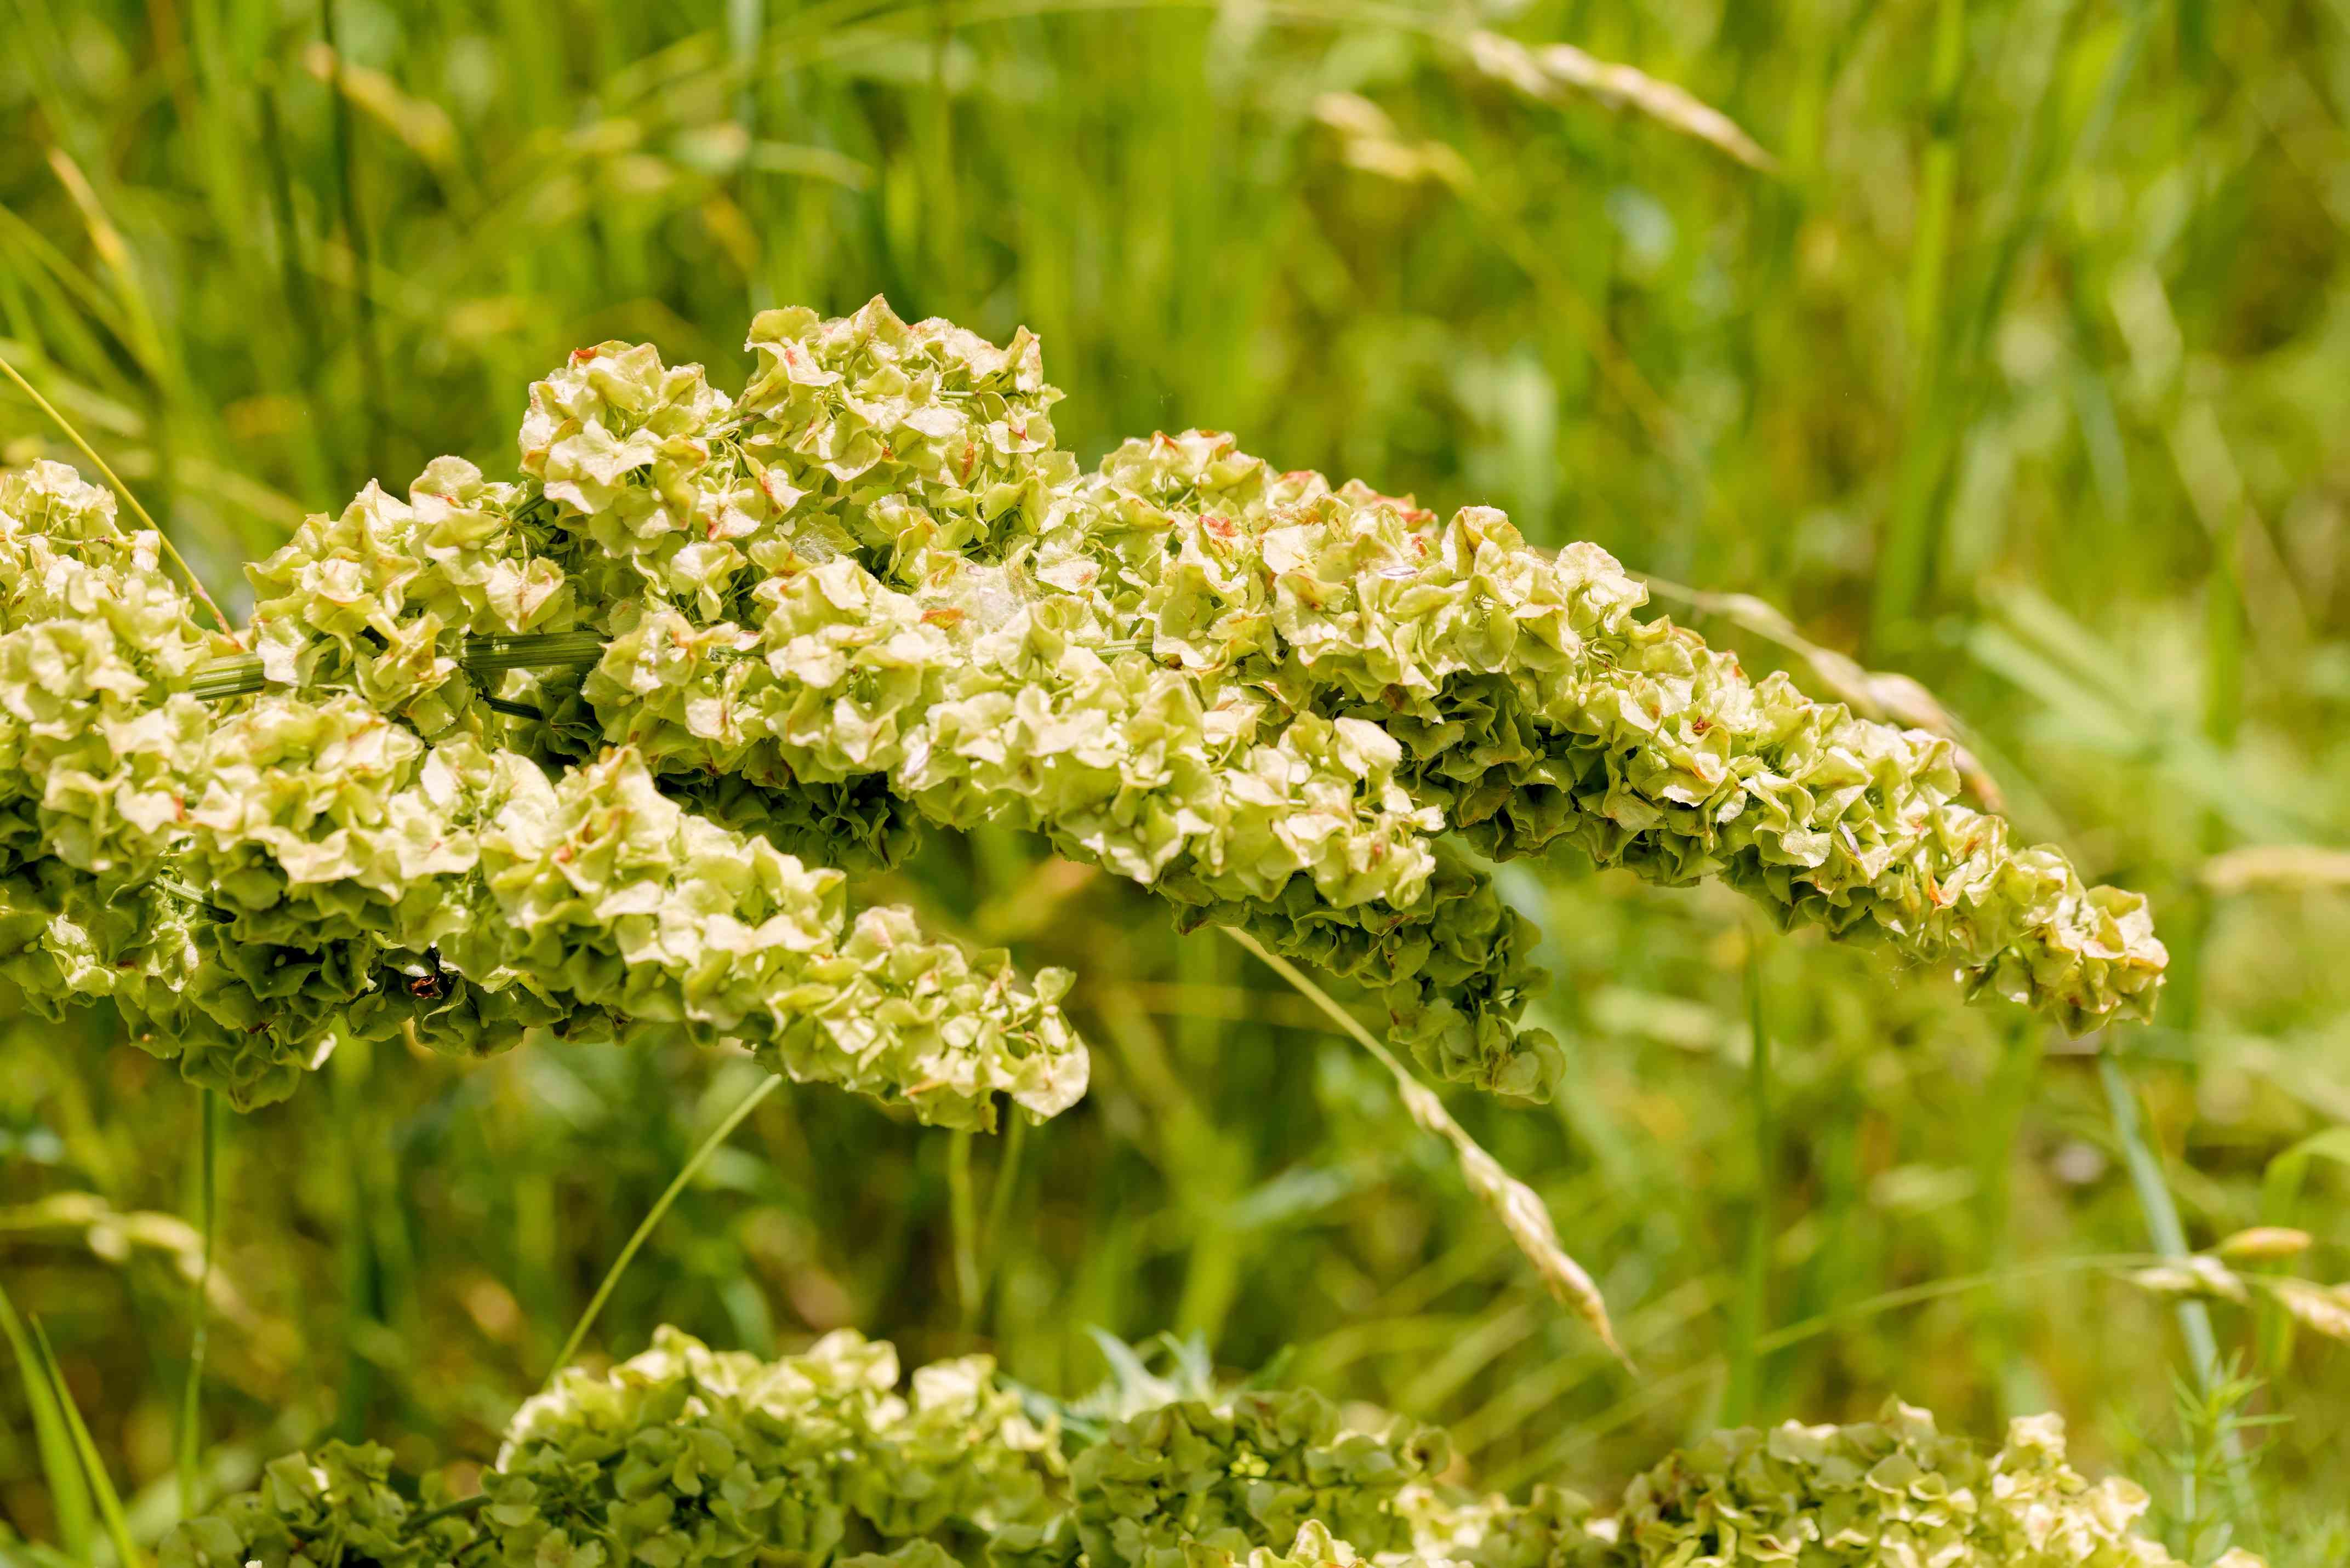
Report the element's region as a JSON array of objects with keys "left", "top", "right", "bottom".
[{"left": 545, "top": 1073, "right": 784, "bottom": 1382}]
